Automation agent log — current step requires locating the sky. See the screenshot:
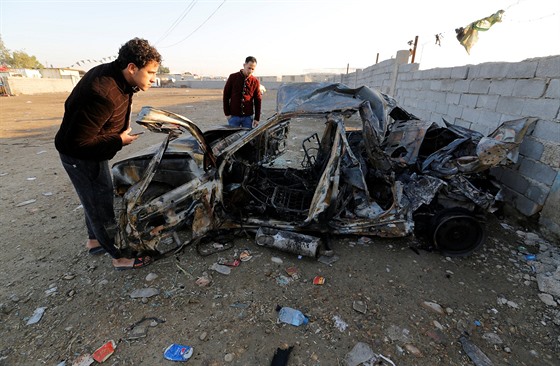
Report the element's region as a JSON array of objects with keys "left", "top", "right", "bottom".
[{"left": 1, "top": 0, "right": 559, "bottom": 77}]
